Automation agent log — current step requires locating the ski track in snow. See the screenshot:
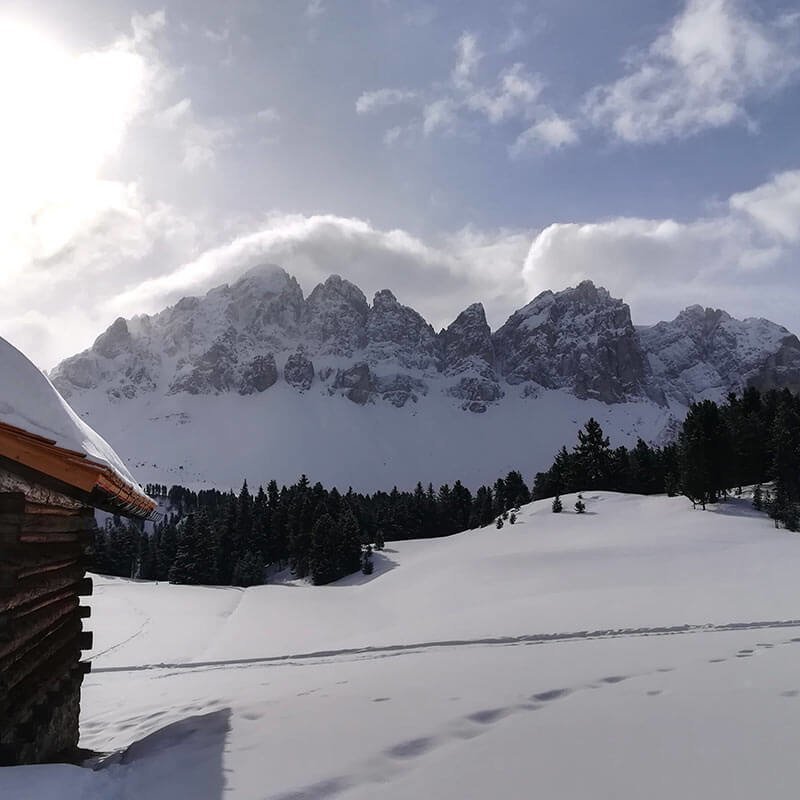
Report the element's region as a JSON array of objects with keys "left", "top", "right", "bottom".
[
  {"left": 89, "top": 604, "right": 152, "bottom": 661},
  {"left": 90, "top": 617, "right": 800, "bottom": 675}
]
